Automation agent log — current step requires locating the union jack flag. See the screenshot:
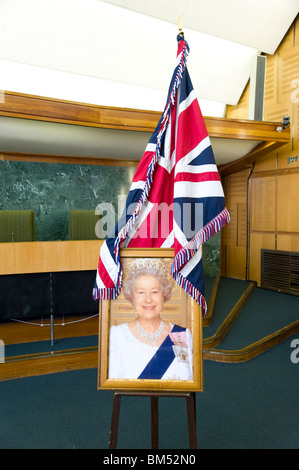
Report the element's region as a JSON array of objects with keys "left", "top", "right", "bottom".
[{"left": 93, "top": 35, "right": 230, "bottom": 315}]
